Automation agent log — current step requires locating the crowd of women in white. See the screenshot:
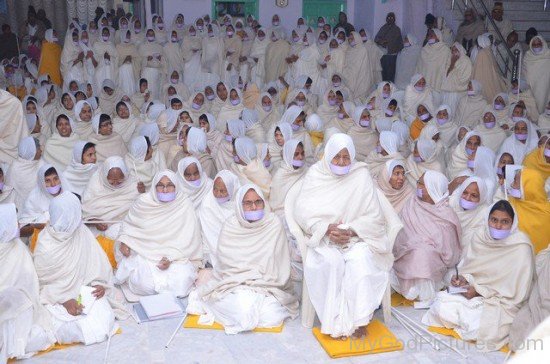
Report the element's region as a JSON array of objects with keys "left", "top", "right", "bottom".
[{"left": 1, "top": 9, "right": 550, "bottom": 362}]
